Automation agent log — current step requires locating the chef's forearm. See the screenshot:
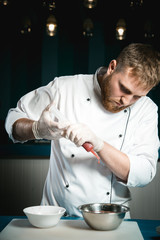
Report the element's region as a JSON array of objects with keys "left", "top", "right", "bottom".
[
  {"left": 98, "top": 142, "right": 130, "bottom": 182},
  {"left": 12, "top": 118, "right": 35, "bottom": 141}
]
